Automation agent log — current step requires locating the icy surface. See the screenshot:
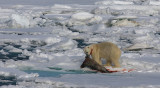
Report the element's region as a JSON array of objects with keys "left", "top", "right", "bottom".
[{"left": 0, "top": 0, "right": 160, "bottom": 88}]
